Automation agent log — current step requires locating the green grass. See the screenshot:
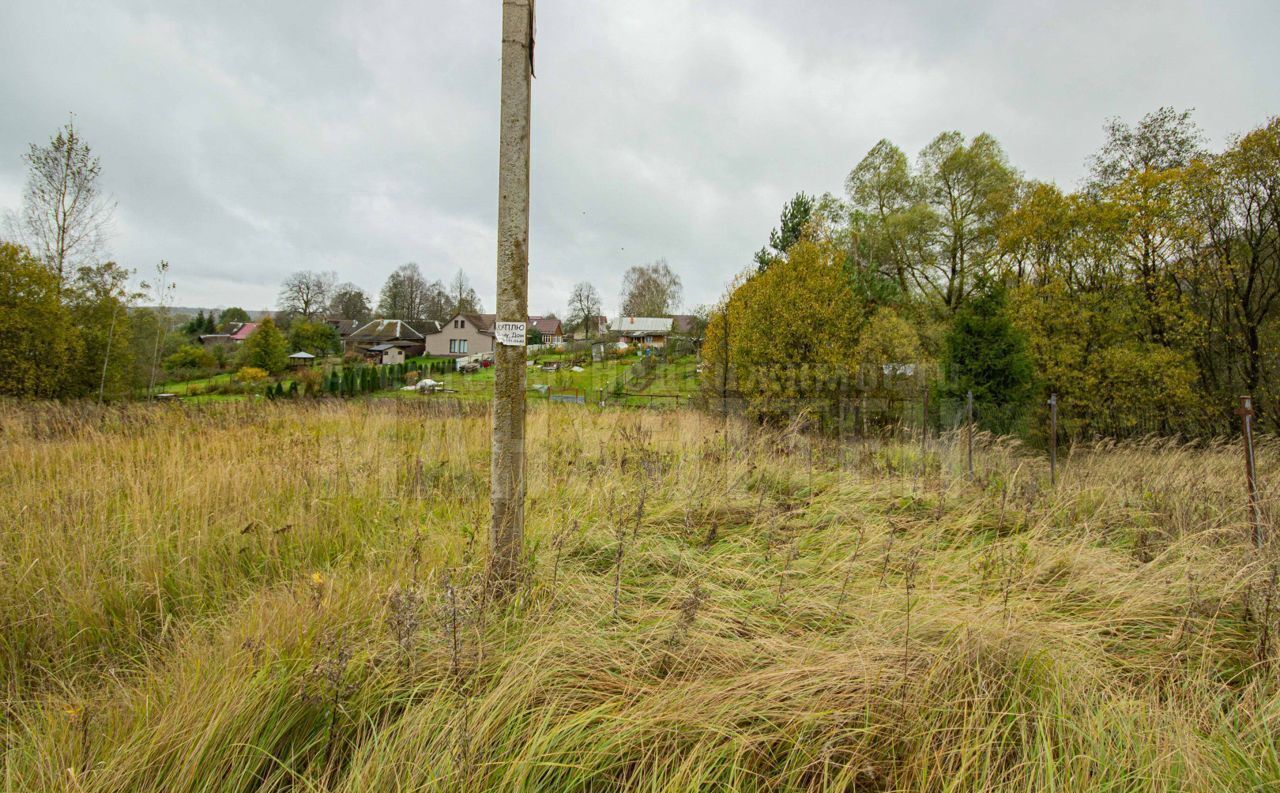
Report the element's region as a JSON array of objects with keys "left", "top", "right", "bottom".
[
  {"left": 398, "top": 355, "right": 669, "bottom": 402},
  {"left": 154, "top": 372, "right": 235, "bottom": 395},
  {"left": 2, "top": 401, "right": 1277, "bottom": 791},
  {"left": 614, "top": 354, "right": 701, "bottom": 407}
]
